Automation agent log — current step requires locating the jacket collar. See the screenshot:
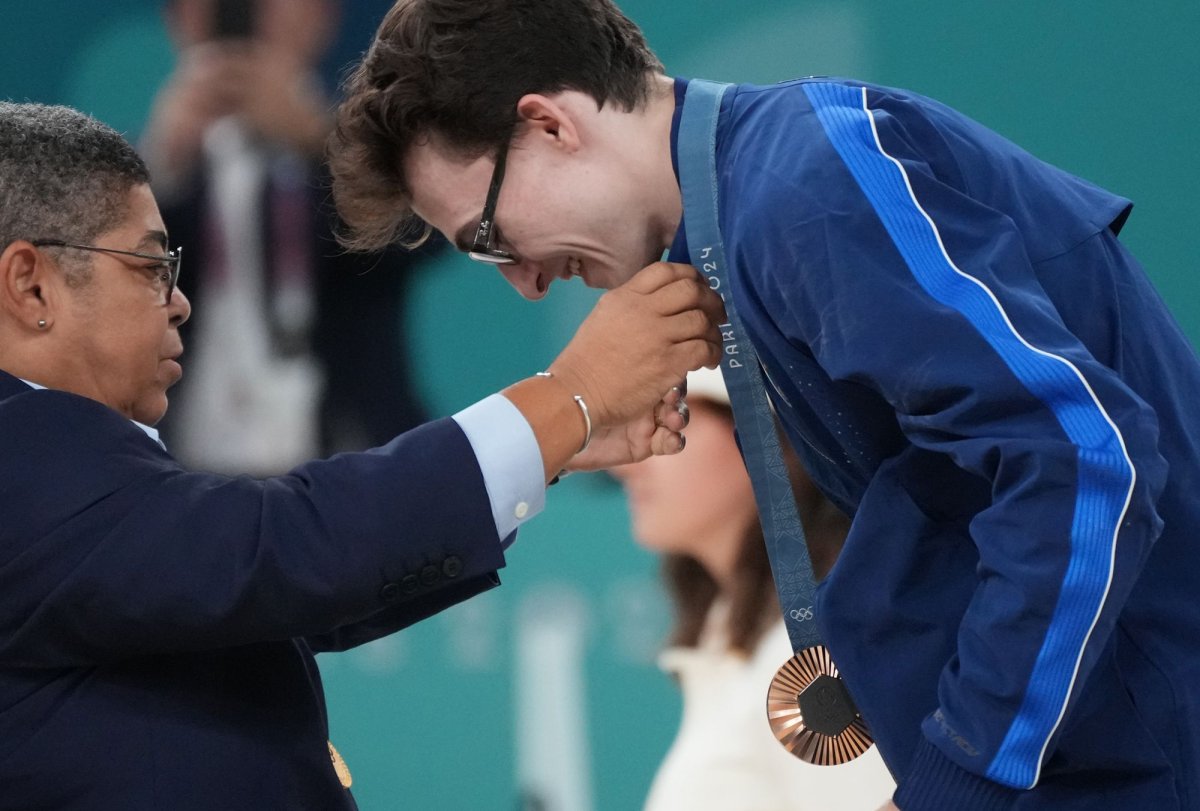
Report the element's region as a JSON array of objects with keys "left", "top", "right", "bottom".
[{"left": 0, "top": 368, "right": 33, "bottom": 402}]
